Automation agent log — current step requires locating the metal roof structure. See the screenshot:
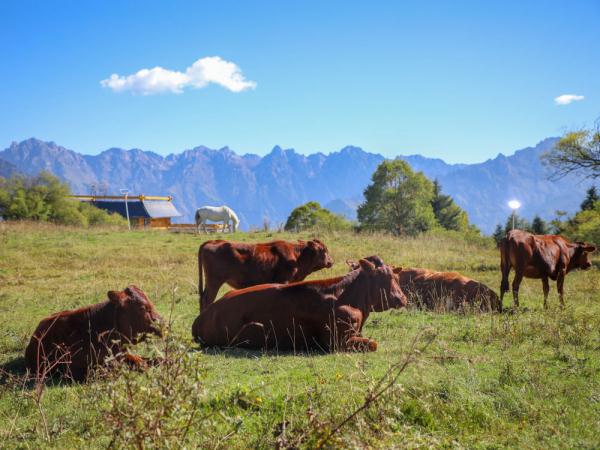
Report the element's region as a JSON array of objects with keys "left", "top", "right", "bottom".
[
  {"left": 70, "top": 195, "right": 182, "bottom": 219},
  {"left": 140, "top": 200, "right": 182, "bottom": 218}
]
